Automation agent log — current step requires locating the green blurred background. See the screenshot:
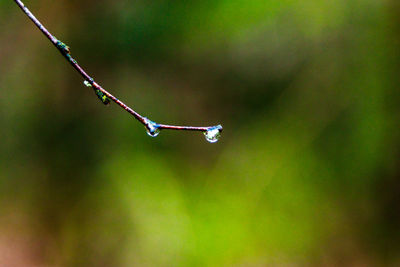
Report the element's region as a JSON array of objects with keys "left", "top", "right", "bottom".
[{"left": 1, "top": 0, "right": 400, "bottom": 265}]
